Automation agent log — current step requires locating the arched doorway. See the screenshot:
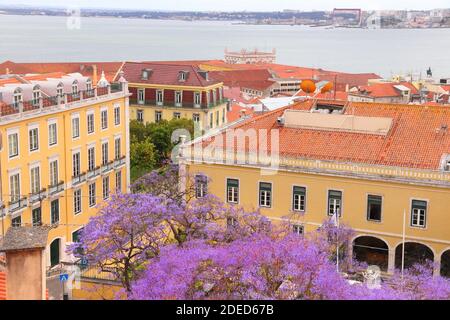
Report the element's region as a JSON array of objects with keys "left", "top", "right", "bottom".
[
  {"left": 441, "top": 250, "right": 450, "bottom": 278},
  {"left": 50, "top": 239, "right": 61, "bottom": 267},
  {"left": 395, "top": 242, "right": 434, "bottom": 270},
  {"left": 353, "top": 236, "right": 389, "bottom": 271}
]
